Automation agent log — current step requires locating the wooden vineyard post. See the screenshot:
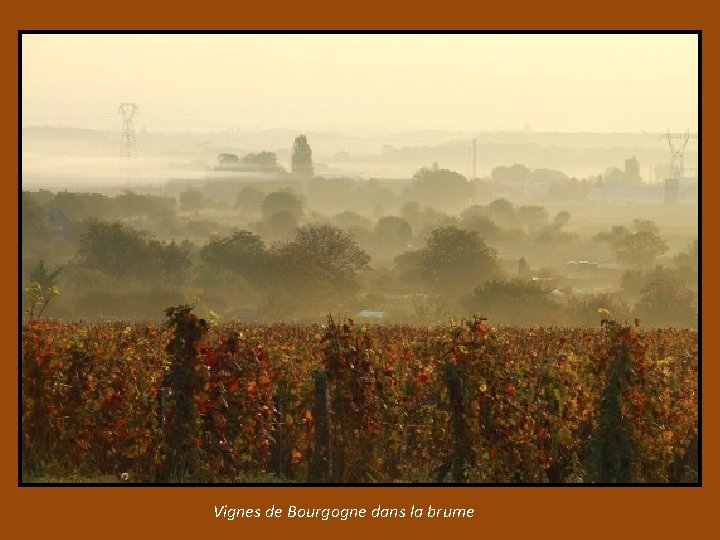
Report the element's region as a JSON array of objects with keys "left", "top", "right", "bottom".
[
  {"left": 157, "top": 386, "right": 167, "bottom": 437},
  {"left": 160, "top": 305, "right": 207, "bottom": 483},
  {"left": 439, "top": 363, "right": 475, "bottom": 482},
  {"left": 309, "top": 370, "right": 330, "bottom": 482},
  {"left": 268, "top": 393, "right": 289, "bottom": 478}
]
